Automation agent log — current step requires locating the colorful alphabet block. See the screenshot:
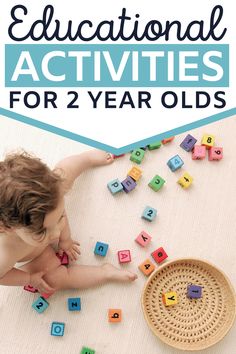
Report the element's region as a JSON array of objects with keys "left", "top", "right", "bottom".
[
  {"left": 187, "top": 285, "right": 202, "bottom": 299},
  {"left": 148, "top": 141, "right": 162, "bottom": 150},
  {"left": 167, "top": 155, "right": 184, "bottom": 171},
  {"left": 107, "top": 179, "right": 124, "bottom": 194},
  {"left": 56, "top": 251, "right": 69, "bottom": 265},
  {"left": 201, "top": 134, "right": 215, "bottom": 149},
  {"left": 130, "top": 148, "right": 145, "bottom": 164},
  {"left": 192, "top": 145, "right": 206, "bottom": 160},
  {"left": 108, "top": 309, "right": 122, "bottom": 322},
  {"left": 162, "top": 137, "right": 175, "bottom": 144},
  {"left": 51, "top": 322, "right": 65, "bottom": 336},
  {"left": 32, "top": 296, "right": 49, "bottom": 314},
  {"left": 208, "top": 147, "right": 223, "bottom": 161},
  {"left": 151, "top": 247, "right": 168, "bottom": 264},
  {"left": 148, "top": 175, "right": 165, "bottom": 191},
  {"left": 162, "top": 292, "right": 178, "bottom": 306},
  {"left": 24, "top": 285, "right": 38, "bottom": 293},
  {"left": 135, "top": 231, "right": 152, "bottom": 247},
  {"left": 40, "top": 291, "right": 54, "bottom": 299},
  {"left": 68, "top": 297, "right": 81, "bottom": 311},
  {"left": 177, "top": 172, "right": 193, "bottom": 189},
  {"left": 180, "top": 134, "right": 197, "bottom": 152},
  {"left": 80, "top": 347, "right": 95, "bottom": 354},
  {"left": 118, "top": 250, "right": 131, "bottom": 263},
  {"left": 121, "top": 176, "right": 137, "bottom": 193},
  {"left": 127, "top": 166, "right": 142, "bottom": 181},
  {"left": 142, "top": 206, "right": 157, "bottom": 222},
  {"left": 94, "top": 241, "right": 109, "bottom": 257},
  {"left": 139, "top": 259, "right": 155, "bottom": 276}
]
